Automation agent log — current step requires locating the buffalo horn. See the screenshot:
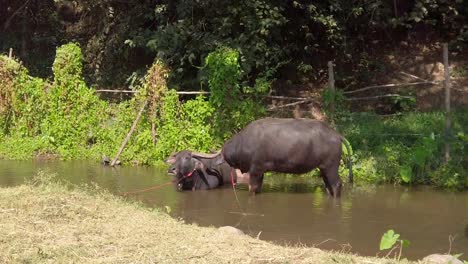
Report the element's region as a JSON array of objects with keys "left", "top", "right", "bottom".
[{"left": 191, "top": 150, "right": 221, "bottom": 159}]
